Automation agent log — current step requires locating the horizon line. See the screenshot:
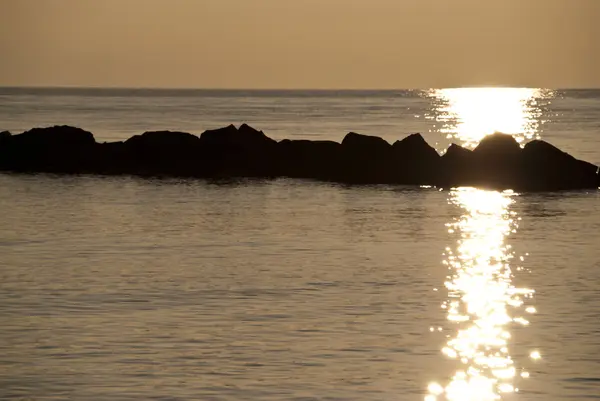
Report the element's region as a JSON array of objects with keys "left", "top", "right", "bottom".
[{"left": 1, "top": 85, "right": 600, "bottom": 91}]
